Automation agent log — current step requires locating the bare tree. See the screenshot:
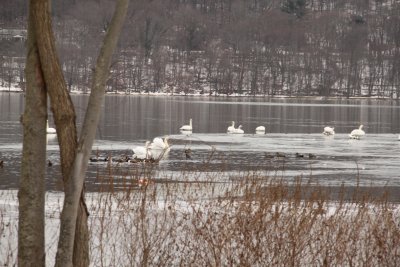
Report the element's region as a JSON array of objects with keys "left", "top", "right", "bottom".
[
  {"left": 18, "top": 0, "right": 129, "bottom": 266},
  {"left": 29, "top": 0, "right": 87, "bottom": 265},
  {"left": 17, "top": 3, "right": 47, "bottom": 266},
  {"left": 55, "top": 0, "right": 130, "bottom": 265}
]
